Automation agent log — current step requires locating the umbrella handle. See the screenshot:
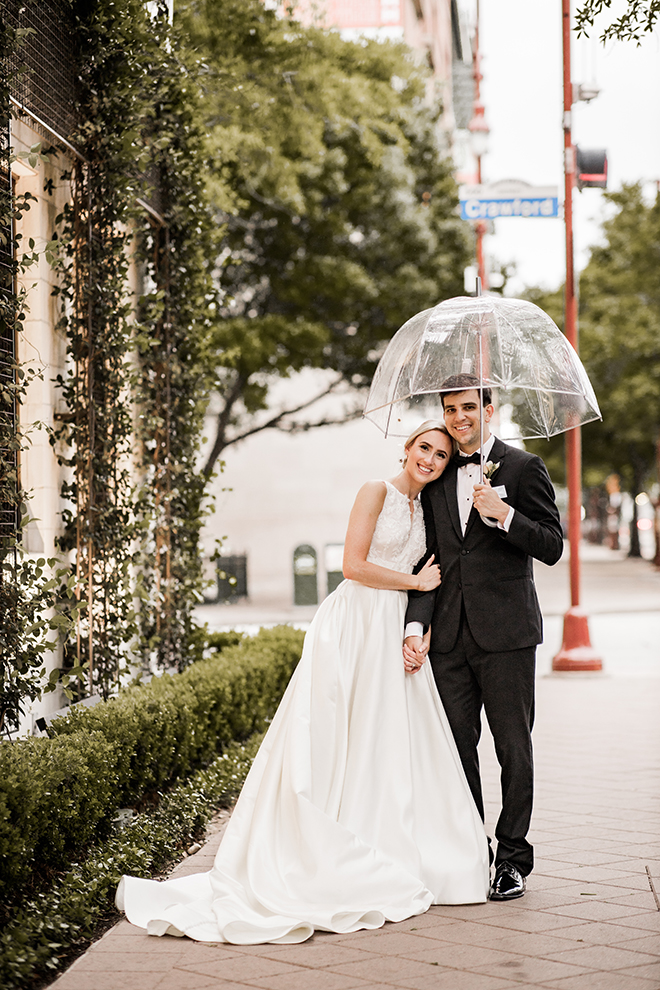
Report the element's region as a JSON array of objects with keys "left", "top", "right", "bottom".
[{"left": 477, "top": 285, "right": 485, "bottom": 485}]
